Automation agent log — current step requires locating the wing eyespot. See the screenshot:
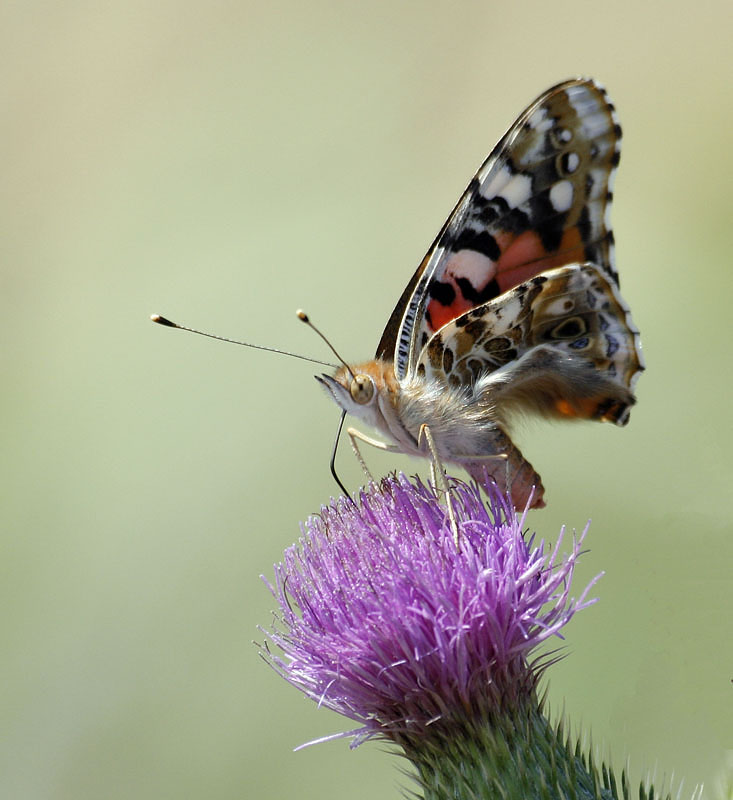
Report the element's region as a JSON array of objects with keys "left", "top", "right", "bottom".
[
  {"left": 557, "top": 150, "right": 581, "bottom": 177},
  {"left": 549, "top": 126, "right": 573, "bottom": 148},
  {"left": 549, "top": 316, "right": 587, "bottom": 339}
]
